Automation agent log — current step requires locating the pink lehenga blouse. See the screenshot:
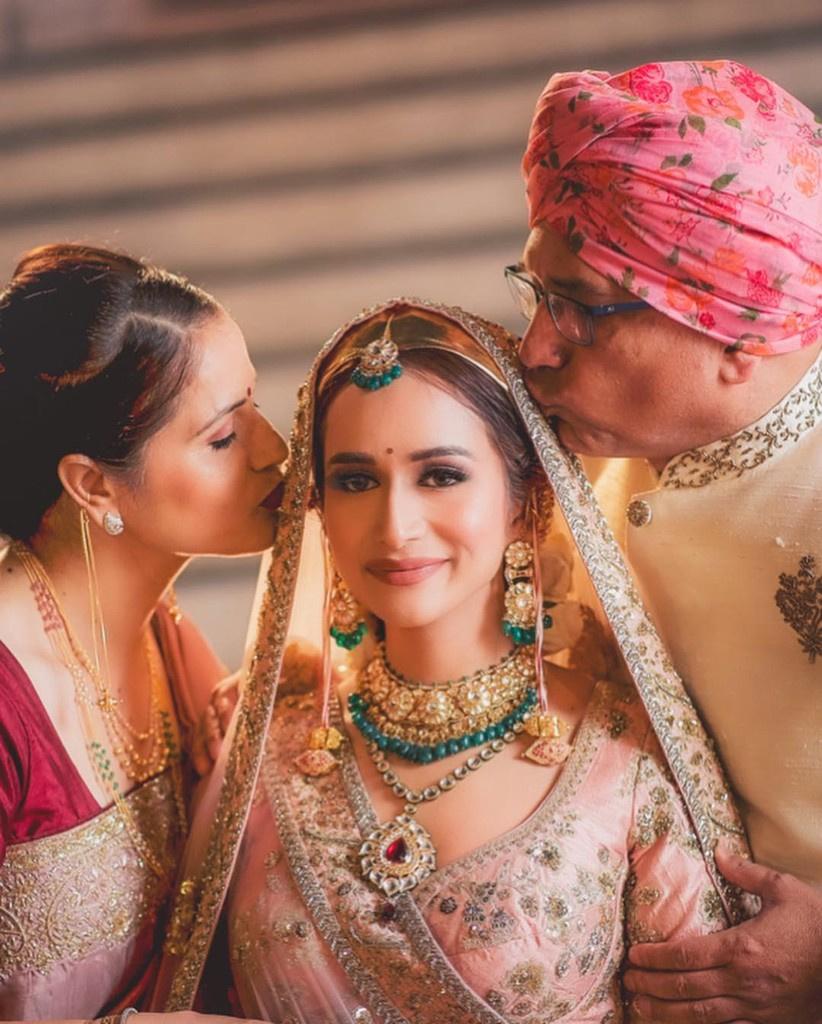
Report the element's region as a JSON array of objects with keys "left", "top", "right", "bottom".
[{"left": 227, "top": 675, "right": 729, "bottom": 1024}]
